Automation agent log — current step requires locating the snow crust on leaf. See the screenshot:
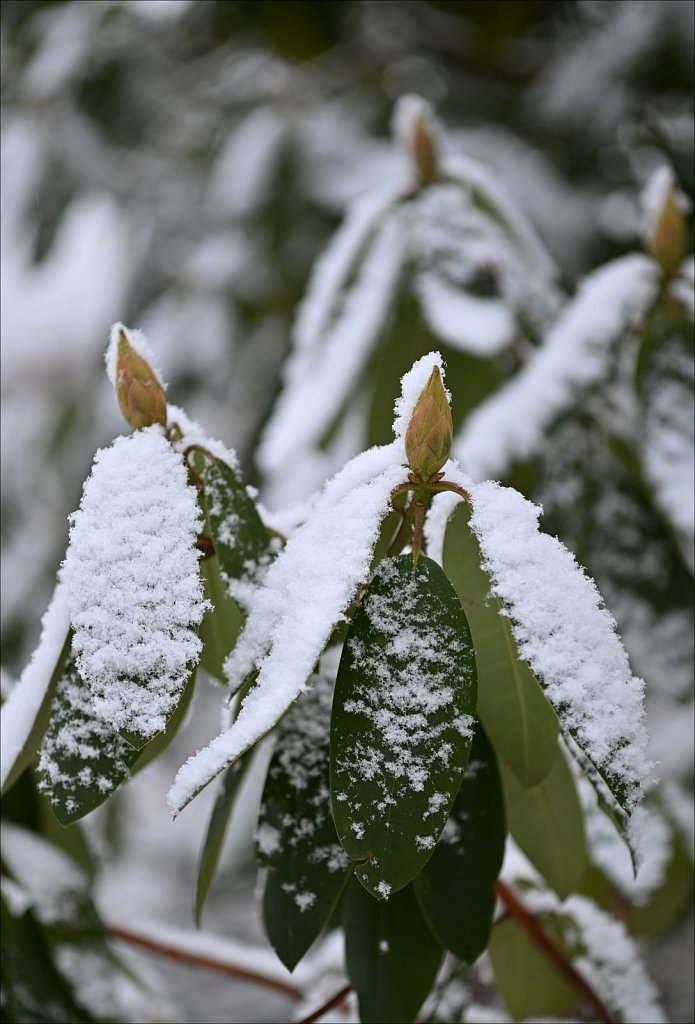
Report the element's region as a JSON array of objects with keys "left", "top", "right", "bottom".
[
  {"left": 168, "top": 443, "right": 406, "bottom": 814},
  {"left": 456, "top": 254, "right": 660, "bottom": 481},
  {"left": 63, "top": 427, "right": 206, "bottom": 740},
  {"left": 105, "top": 321, "right": 166, "bottom": 390},
  {"left": 0, "top": 581, "right": 70, "bottom": 791},
  {"left": 259, "top": 208, "right": 406, "bottom": 473},
  {"left": 463, "top": 475, "right": 653, "bottom": 812}
]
